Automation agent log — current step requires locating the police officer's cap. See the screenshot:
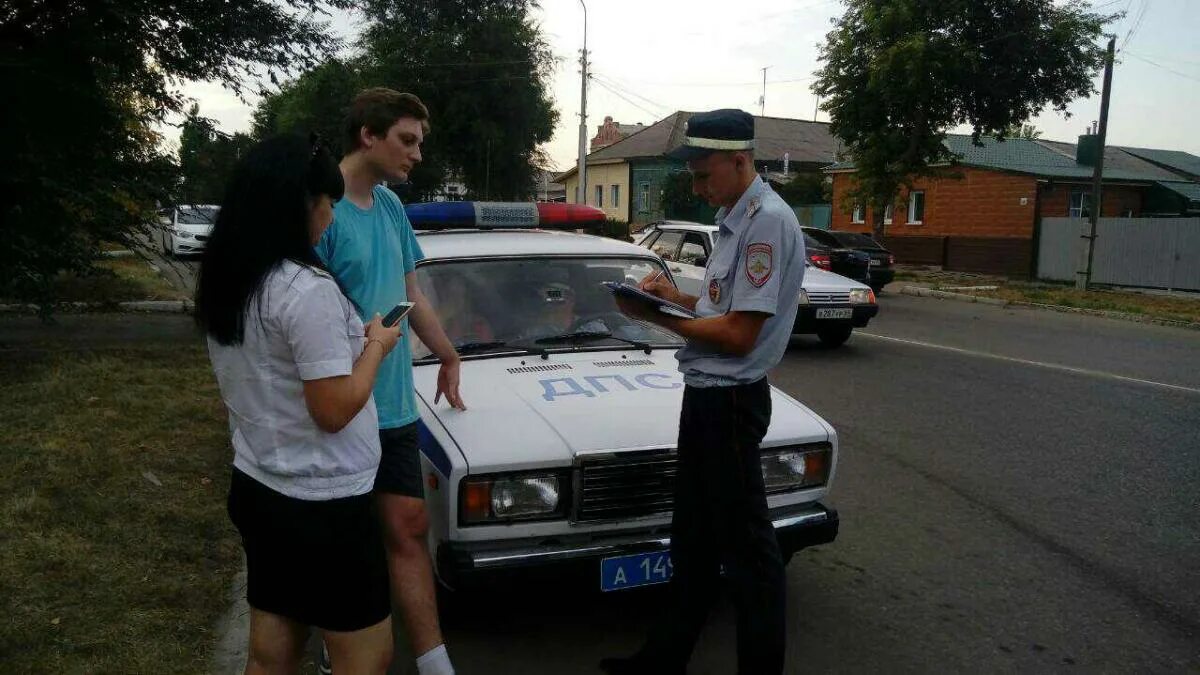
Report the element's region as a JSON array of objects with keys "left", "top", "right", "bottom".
[{"left": 666, "top": 109, "right": 755, "bottom": 161}]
